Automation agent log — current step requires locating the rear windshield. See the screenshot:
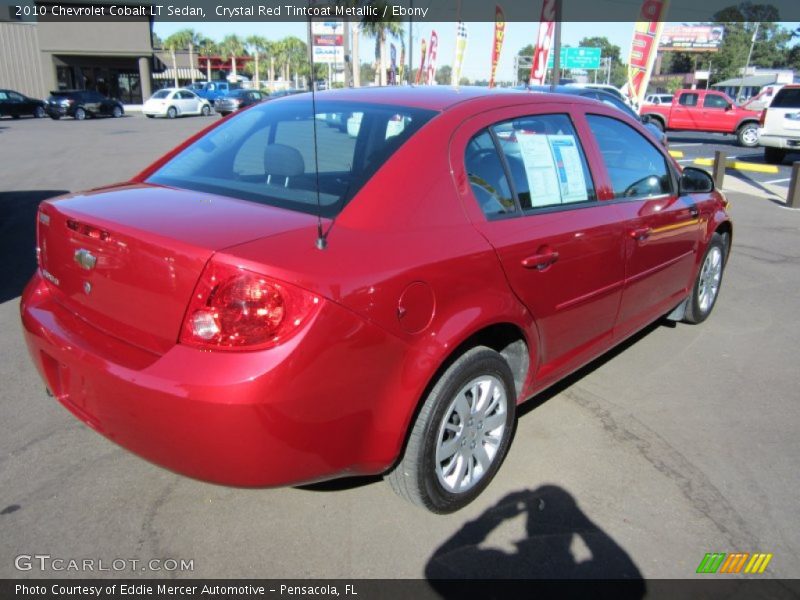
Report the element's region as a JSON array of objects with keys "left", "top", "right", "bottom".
[
  {"left": 151, "top": 90, "right": 170, "bottom": 99},
  {"left": 147, "top": 99, "right": 436, "bottom": 217},
  {"left": 771, "top": 88, "right": 800, "bottom": 109}
]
